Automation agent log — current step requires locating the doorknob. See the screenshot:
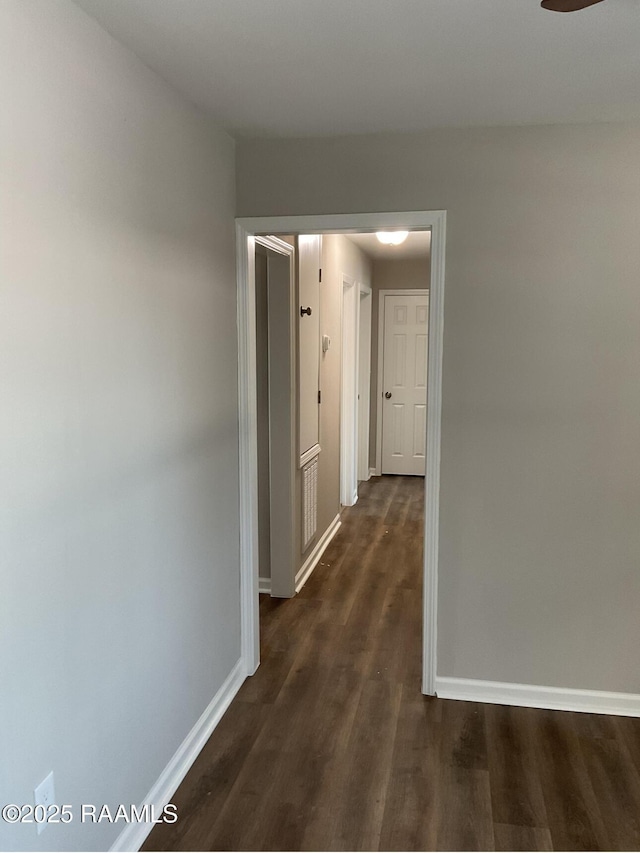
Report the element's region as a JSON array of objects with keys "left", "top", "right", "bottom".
[
  {"left": 385, "top": 391, "right": 392, "bottom": 399},
  {"left": 300, "top": 306, "right": 312, "bottom": 317}
]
